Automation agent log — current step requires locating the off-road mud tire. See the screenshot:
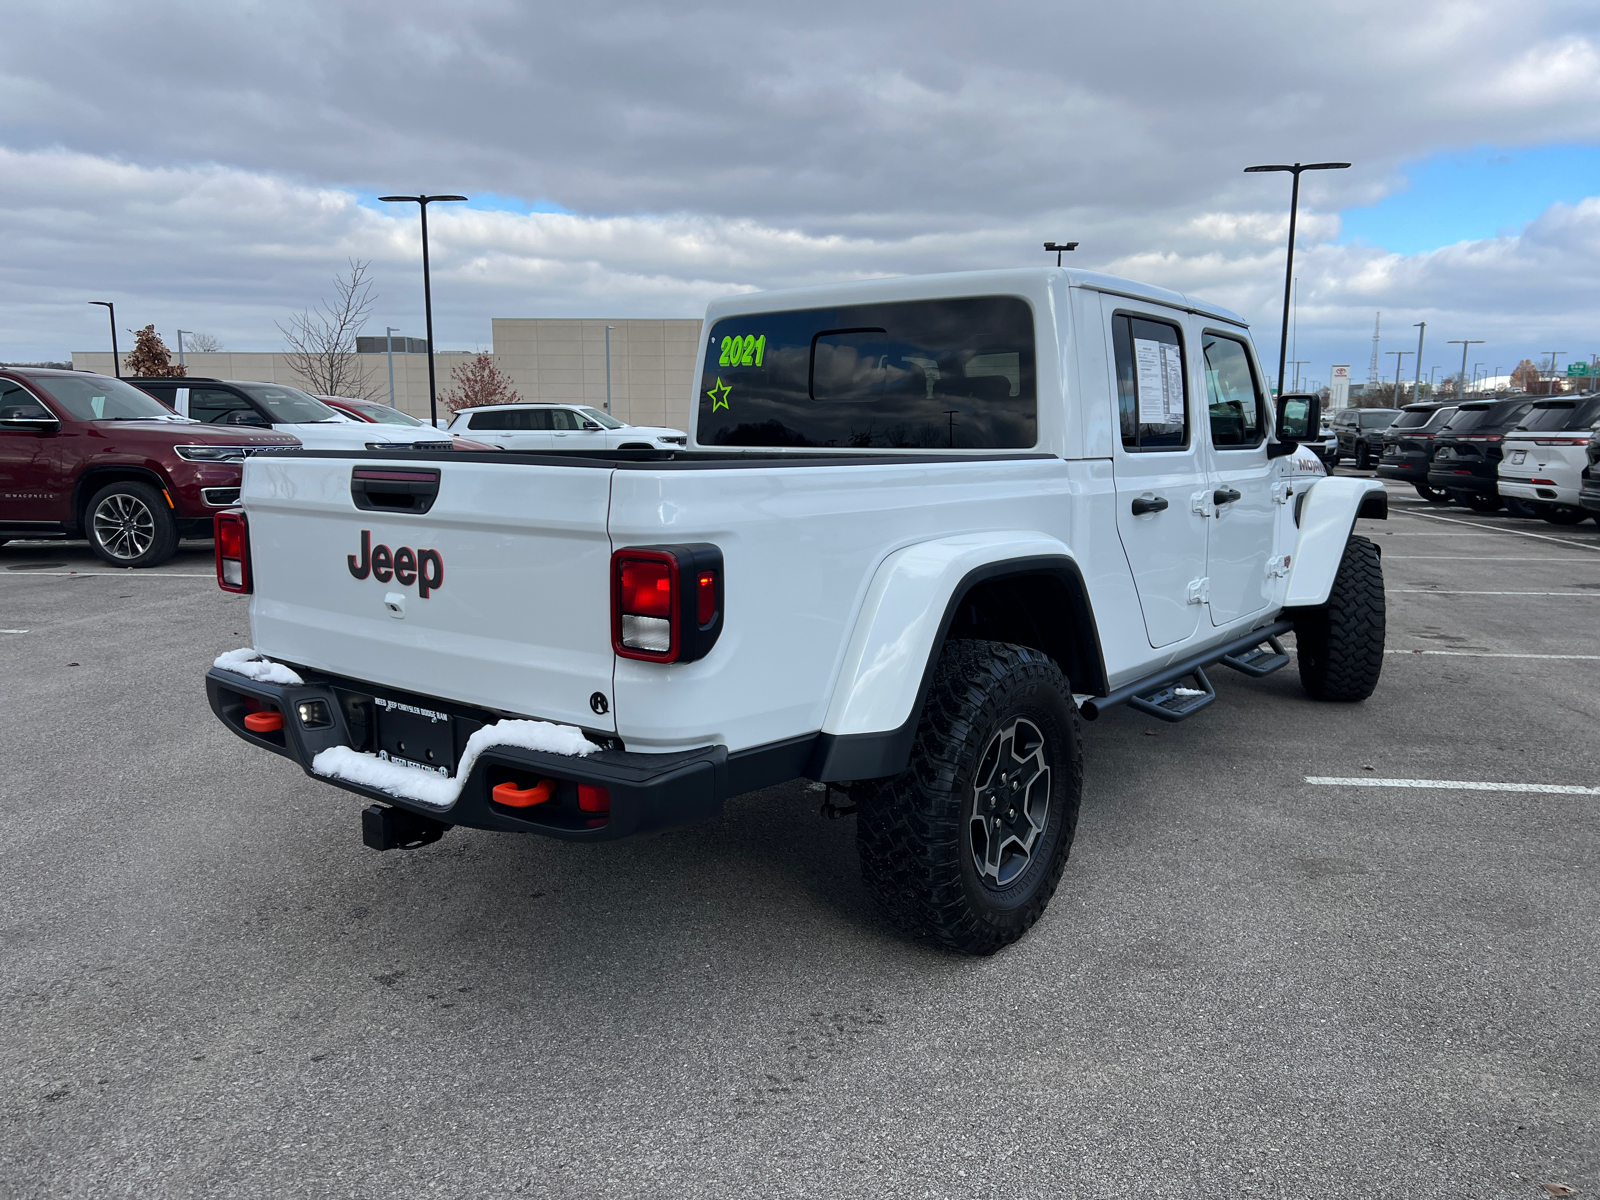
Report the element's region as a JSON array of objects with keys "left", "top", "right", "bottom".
[
  {"left": 852, "top": 640, "right": 1082, "bottom": 956},
  {"left": 1294, "top": 535, "right": 1385, "bottom": 702}
]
